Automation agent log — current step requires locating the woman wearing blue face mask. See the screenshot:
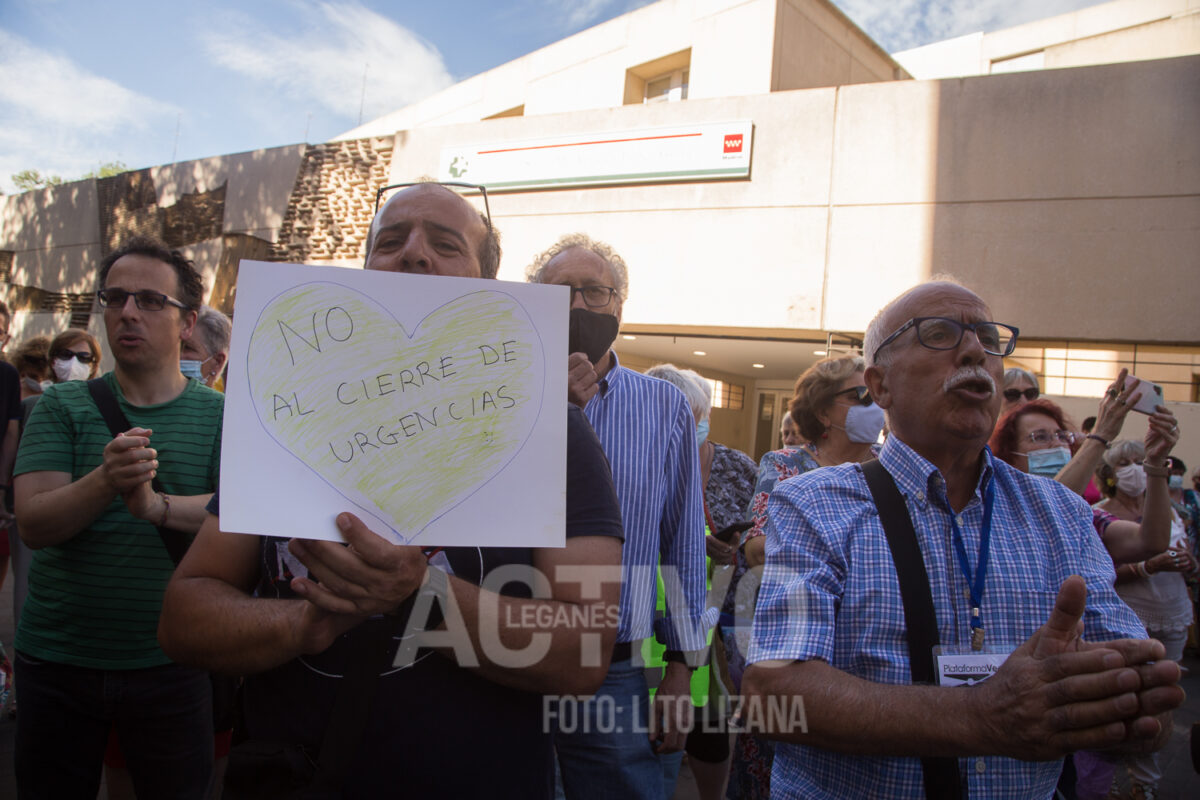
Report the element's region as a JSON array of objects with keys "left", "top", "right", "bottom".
[
  {"left": 992, "top": 399, "right": 1186, "bottom": 800},
  {"left": 990, "top": 398, "right": 1178, "bottom": 565},
  {"left": 1165, "top": 456, "right": 1199, "bottom": 544}
]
